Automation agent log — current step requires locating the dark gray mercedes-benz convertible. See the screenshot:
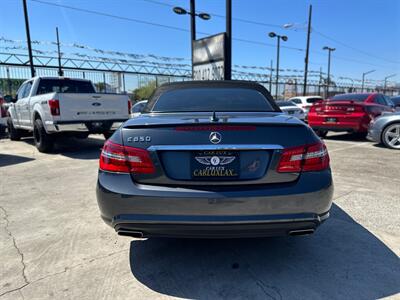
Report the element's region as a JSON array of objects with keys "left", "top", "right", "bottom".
[{"left": 96, "top": 81, "right": 333, "bottom": 238}]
